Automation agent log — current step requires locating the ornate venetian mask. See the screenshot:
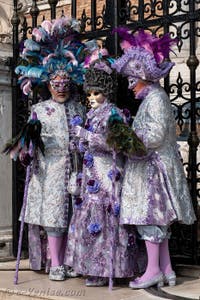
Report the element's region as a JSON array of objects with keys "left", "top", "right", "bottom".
[{"left": 87, "top": 91, "right": 106, "bottom": 109}]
